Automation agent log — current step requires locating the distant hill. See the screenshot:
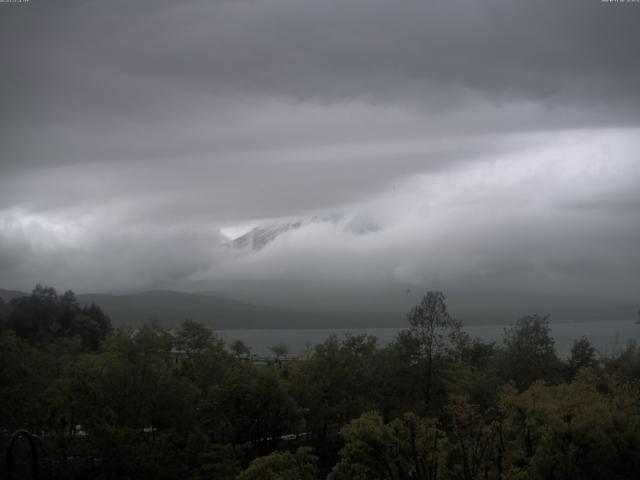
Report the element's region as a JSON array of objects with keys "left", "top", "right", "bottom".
[
  {"left": 3, "top": 286, "right": 636, "bottom": 330},
  {"left": 0, "top": 288, "right": 27, "bottom": 302},
  {"left": 76, "top": 290, "right": 392, "bottom": 329}
]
